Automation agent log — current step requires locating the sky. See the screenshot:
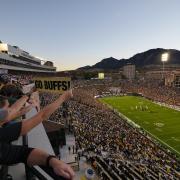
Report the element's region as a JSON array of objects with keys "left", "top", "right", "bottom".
[{"left": 0, "top": 0, "right": 180, "bottom": 70}]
